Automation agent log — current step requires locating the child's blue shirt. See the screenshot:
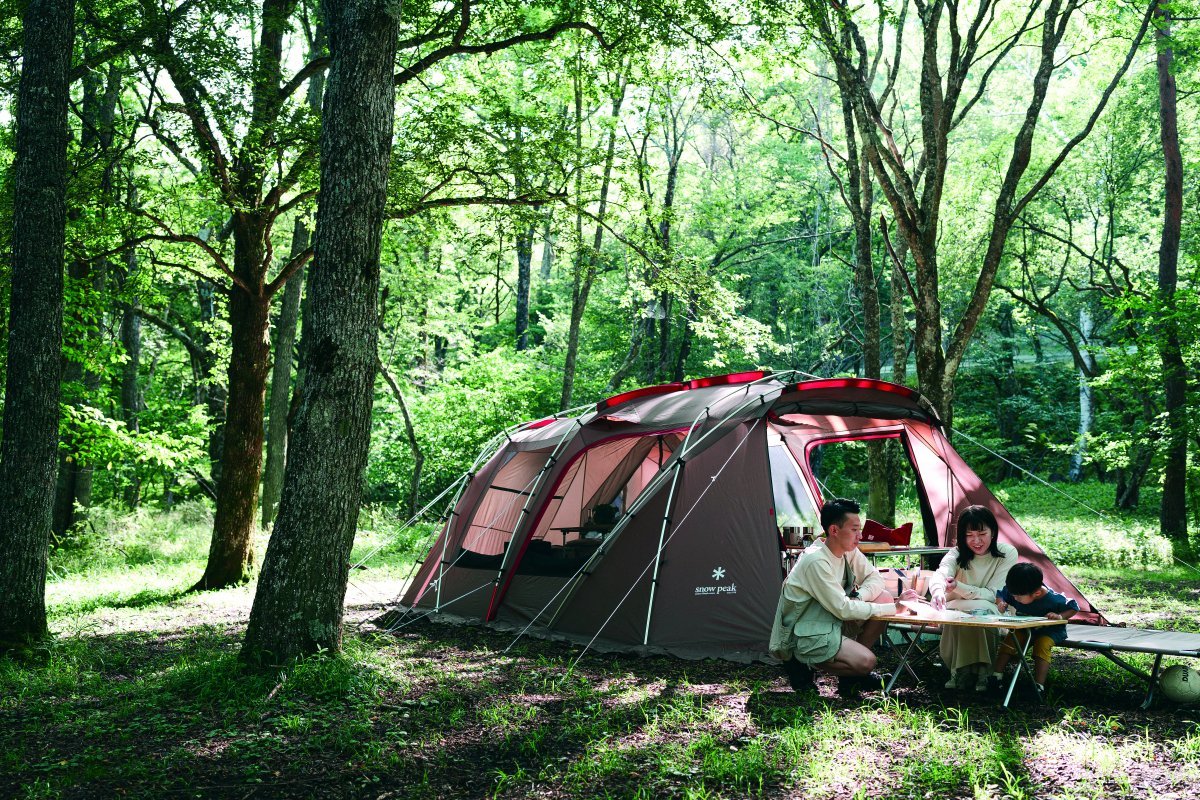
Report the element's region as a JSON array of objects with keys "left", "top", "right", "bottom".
[{"left": 997, "top": 586, "right": 1079, "bottom": 643}]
